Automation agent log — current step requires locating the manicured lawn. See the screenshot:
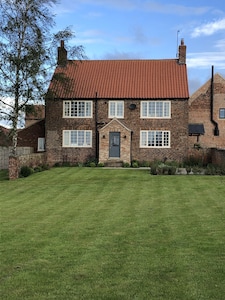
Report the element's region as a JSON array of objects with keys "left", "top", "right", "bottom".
[{"left": 1, "top": 168, "right": 225, "bottom": 299}]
